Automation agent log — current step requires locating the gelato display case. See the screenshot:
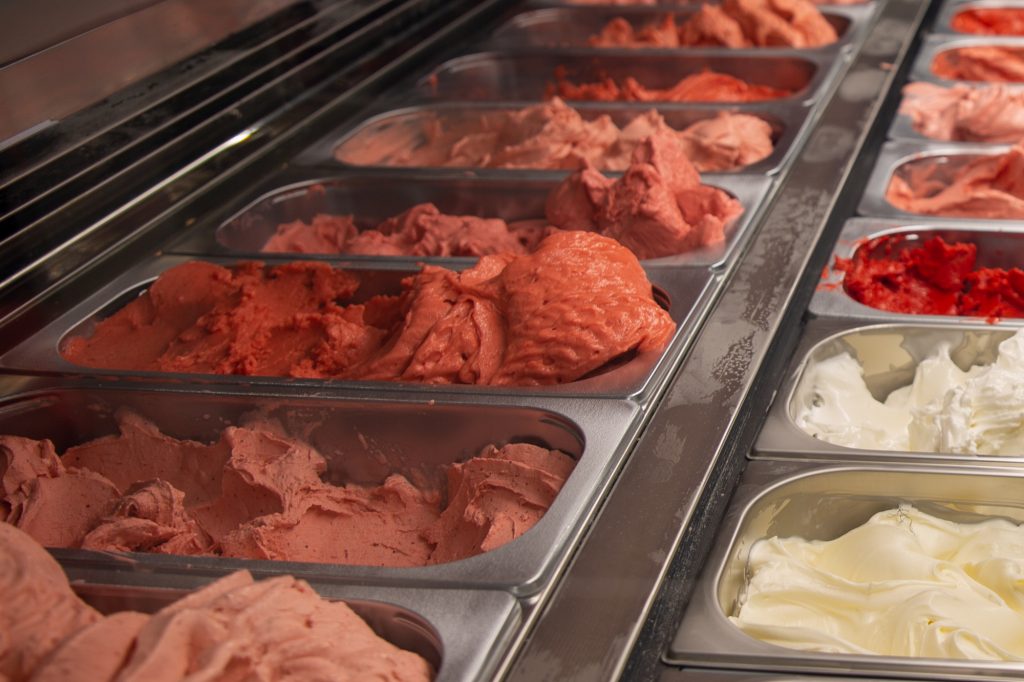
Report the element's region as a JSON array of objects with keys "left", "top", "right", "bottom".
[{"left": 6, "top": 0, "right": 1014, "bottom": 680}]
